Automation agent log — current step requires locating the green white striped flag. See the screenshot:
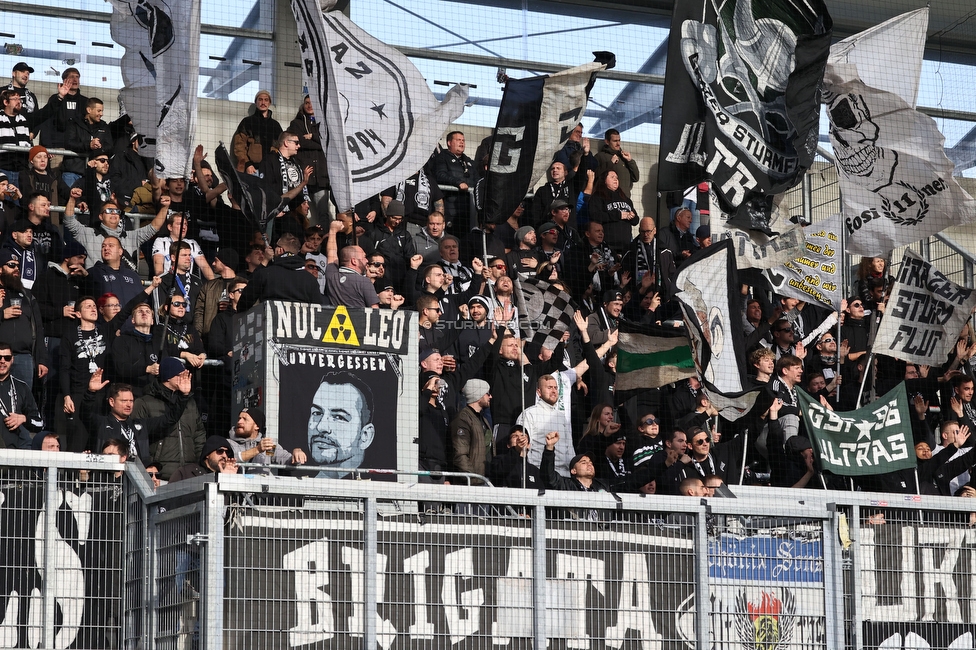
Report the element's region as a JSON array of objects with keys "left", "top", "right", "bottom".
[{"left": 616, "top": 321, "right": 696, "bottom": 391}]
